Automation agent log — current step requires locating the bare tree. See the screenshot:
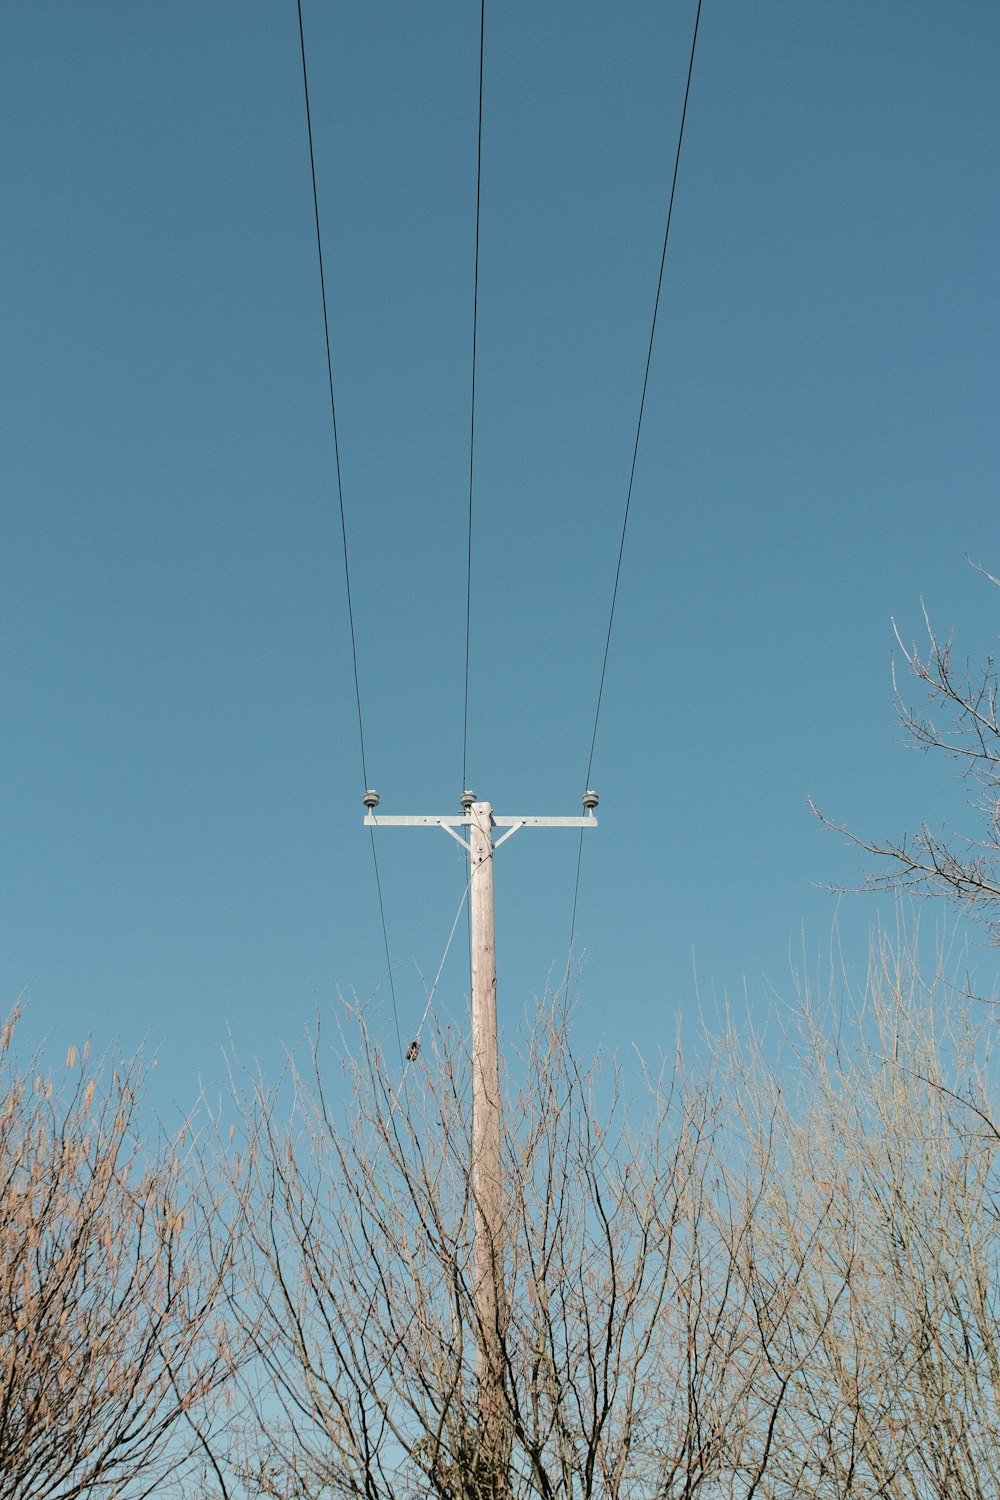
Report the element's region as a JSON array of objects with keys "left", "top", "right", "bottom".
[
  {"left": 720, "top": 928, "right": 1000, "bottom": 1498},
  {"left": 211, "top": 923, "right": 1000, "bottom": 1500},
  {"left": 813, "top": 563, "right": 1000, "bottom": 937},
  {"left": 0, "top": 1006, "right": 236, "bottom": 1499},
  {"left": 222, "top": 998, "right": 793, "bottom": 1500}
]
